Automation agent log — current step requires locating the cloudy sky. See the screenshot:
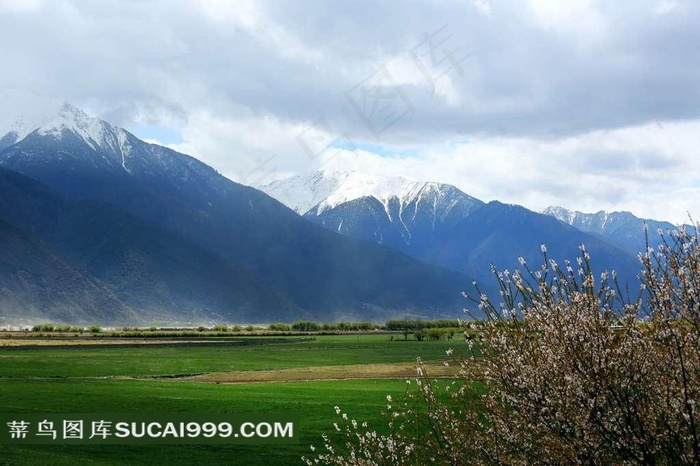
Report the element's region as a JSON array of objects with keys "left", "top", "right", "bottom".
[{"left": 1, "top": 0, "right": 699, "bottom": 223}]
